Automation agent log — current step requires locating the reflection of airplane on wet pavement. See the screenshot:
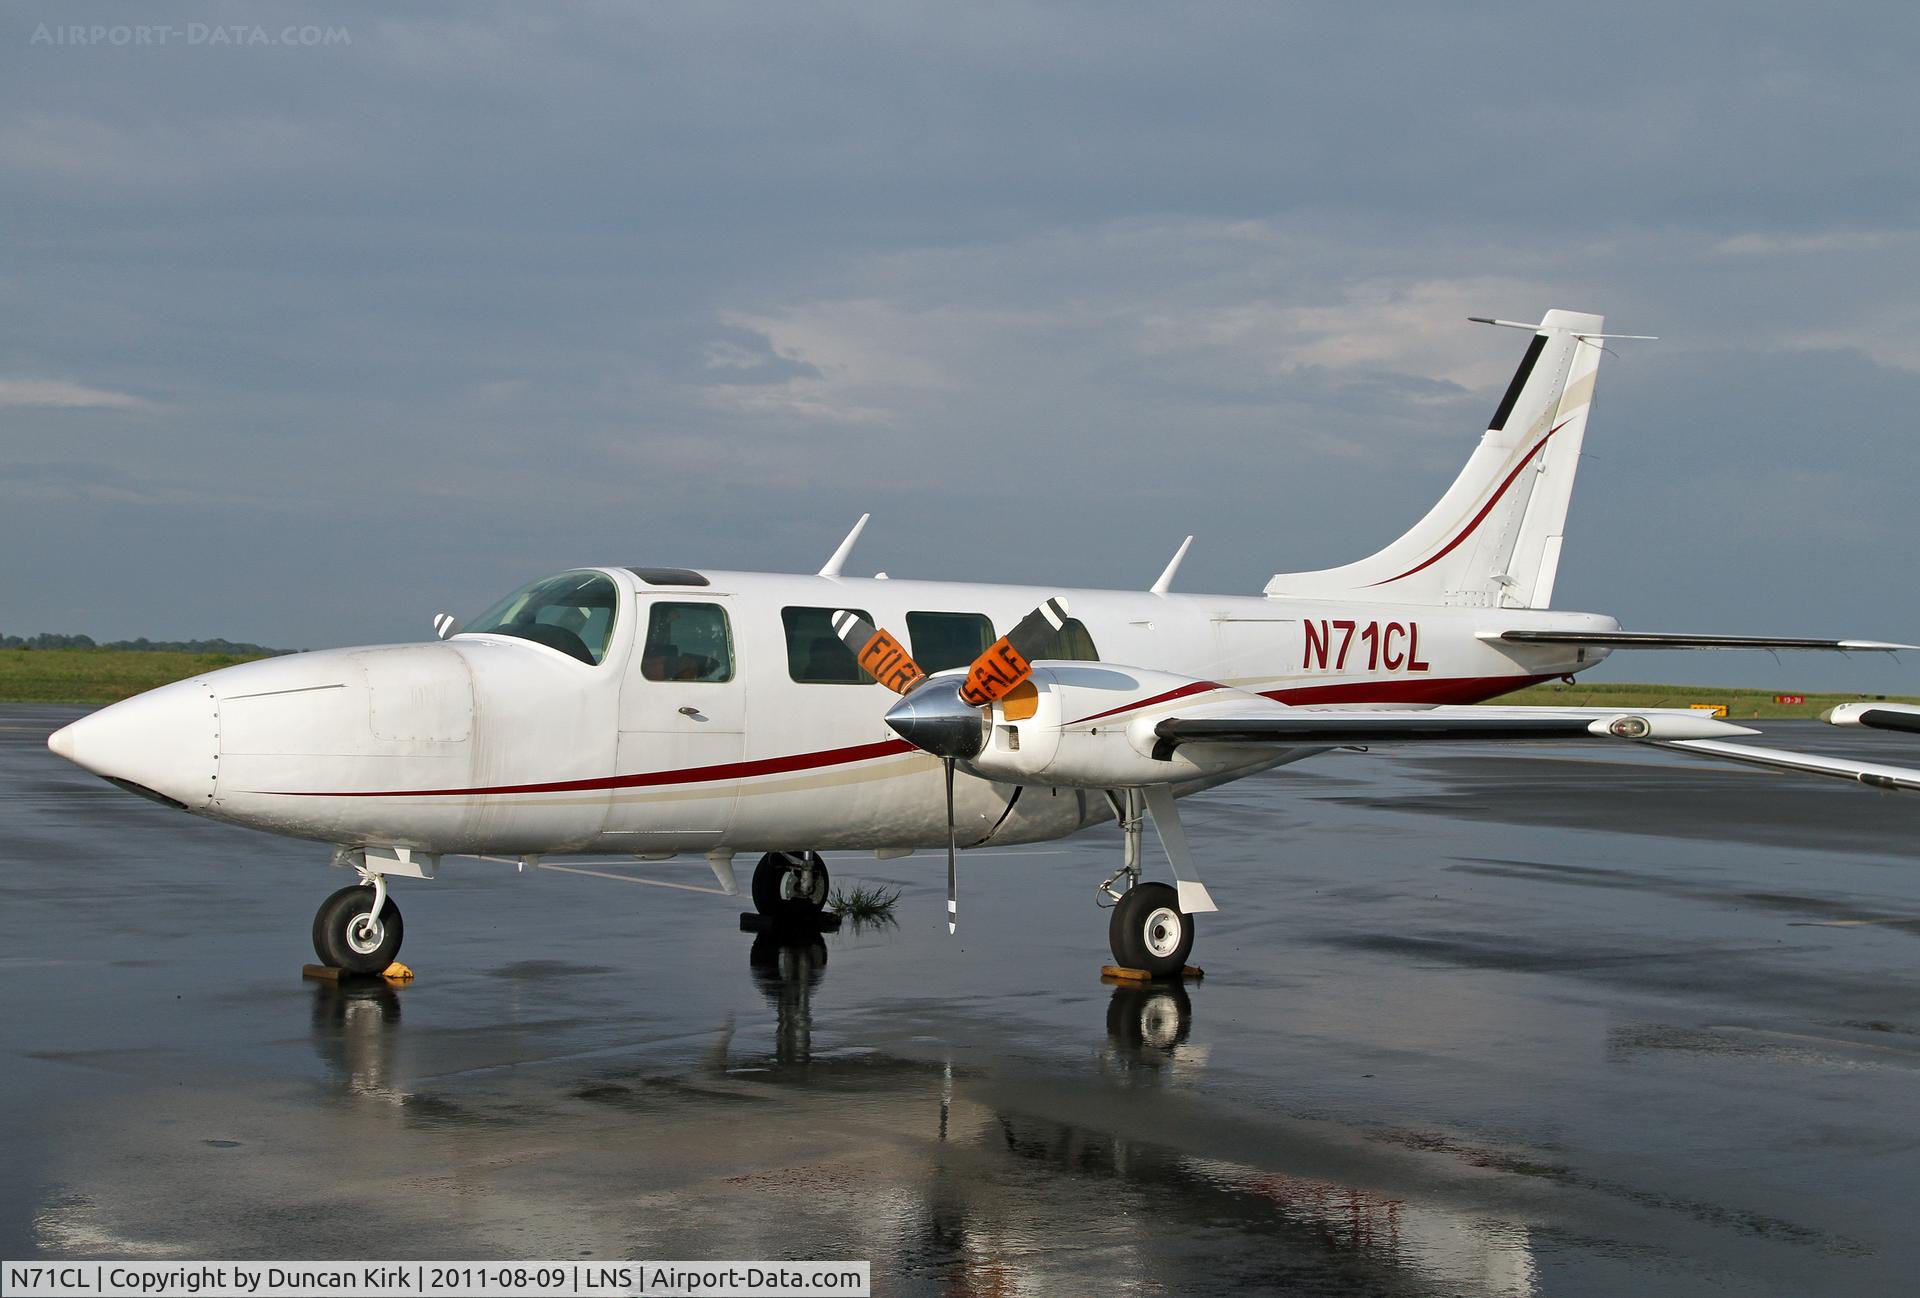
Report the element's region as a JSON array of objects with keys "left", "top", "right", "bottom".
[
  {"left": 35, "top": 918, "right": 1851, "bottom": 1293},
  {"left": 45, "top": 310, "right": 1920, "bottom": 978}
]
